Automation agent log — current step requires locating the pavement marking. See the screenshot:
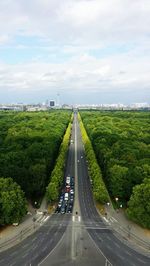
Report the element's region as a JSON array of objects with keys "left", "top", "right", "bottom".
[
  {"left": 42, "top": 246, "right": 47, "bottom": 252},
  {"left": 78, "top": 216, "right": 81, "bottom": 222},
  {"left": 111, "top": 217, "right": 118, "bottom": 222},
  {"left": 44, "top": 216, "right": 49, "bottom": 222},
  {"left": 114, "top": 242, "right": 121, "bottom": 248},
  {"left": 106, "top": 235, "right": 111, "bottom": 241},
  {"left": 31, "top": 237, "right": 37, "bottom": 242},
  {"left": 32, "top": 244, "right": 38, "bottom": 250},
  {"left": 9, "top": 263, "right": 16, "bottom": 266},
  {"left": 117, "top": 253, "right": 125, "bottom": 260},
  {"left": 9, "top": 251, "right": 18, "bottom": 256},
  {"left": 124, "top": 250, "right": 131, "bottom": 256},
  {"left": 106, "top": 244, "right": 113, "bottom": 251},
  {"left": 137, "top": 258, "right": 146, "bottom": 264},
  {"left": 22, "top": 243, "right": 29, "bottom": 249},
  {"left": 22, "top": 252, "right": 28, "bottom": 258},
  {"left": 72, "top": 216, "right": 75, "bottom": 222},
  {"left": 103, "top": 217, "right": 109, "bottom": 223}
]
